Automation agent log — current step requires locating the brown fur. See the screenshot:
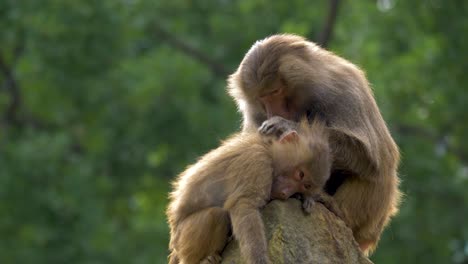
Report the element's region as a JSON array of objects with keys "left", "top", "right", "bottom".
[
  {"left": 228, "top": 34, "right": 402, "bottom": 254},
  {"left": 167, "top": 119, "right": 330, "bottom": 264}
]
